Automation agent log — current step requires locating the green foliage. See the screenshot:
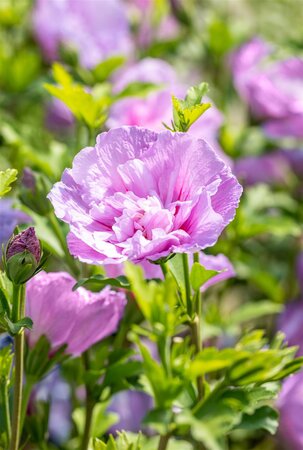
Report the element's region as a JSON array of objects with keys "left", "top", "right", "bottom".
[
  {"left": 190, "top": 262, "right": 218, "bottom": 291},
  {"left": 125, "top": 262, "right": 180, "bottom": 335},
  {"left": 168, "top": 82, "right": 211, "bottom": 132},
  {"left": 73, "top": 402, "right": 119, "bottom": 441},
  {"left": 93, "top": 432, "right": 142, "bottom": 450},
  {"left": 25, "top": 335, "right": 68, "bottom": 381},
  {"left": 44, "top": 63, "right": 111, "bottom": 129},
  {"left": 0, "top": 168, "right": 17, "bottom": 197},
  {"left": 73, "top": 275, "right": 130, "bottom": 292},
  {"left": 92, "top": 56, "right": 126, "bottom": 82}
]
